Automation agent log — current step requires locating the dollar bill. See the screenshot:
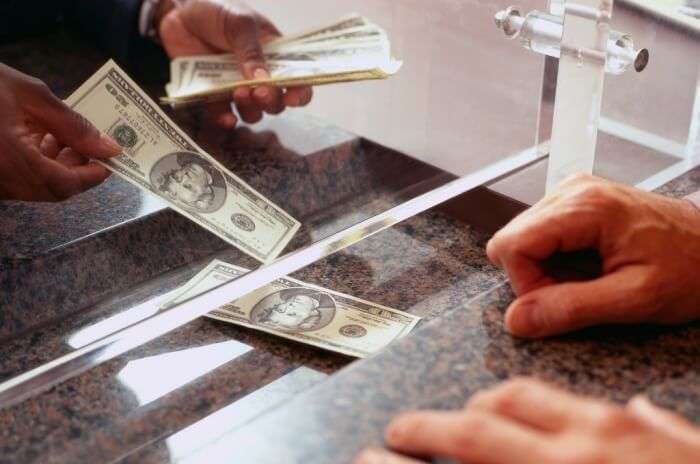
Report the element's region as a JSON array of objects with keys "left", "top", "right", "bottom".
[
  {"left": 267, "top": 13, "right": 372, "bottom": 46},
  {"left": 163, "top": 14, "right": 401, "bottom": 106},
  {"left": 66, "top": 60, "right": 300, "bottom": 263},
  {"left": 163, "top": 260, "right": 421, "bottom": 358},
  {"left": 166, "top": 56, "right": 397, "bottom": 100}
]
